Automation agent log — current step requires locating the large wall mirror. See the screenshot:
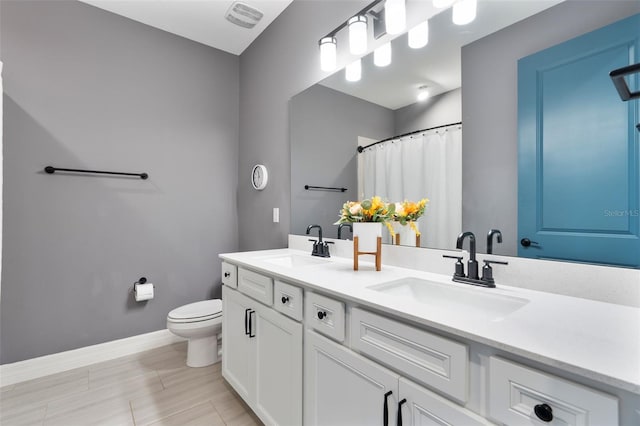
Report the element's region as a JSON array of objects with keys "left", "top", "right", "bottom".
[{"left": 290, "top": 0, "right": 640, "bottom": 266}]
